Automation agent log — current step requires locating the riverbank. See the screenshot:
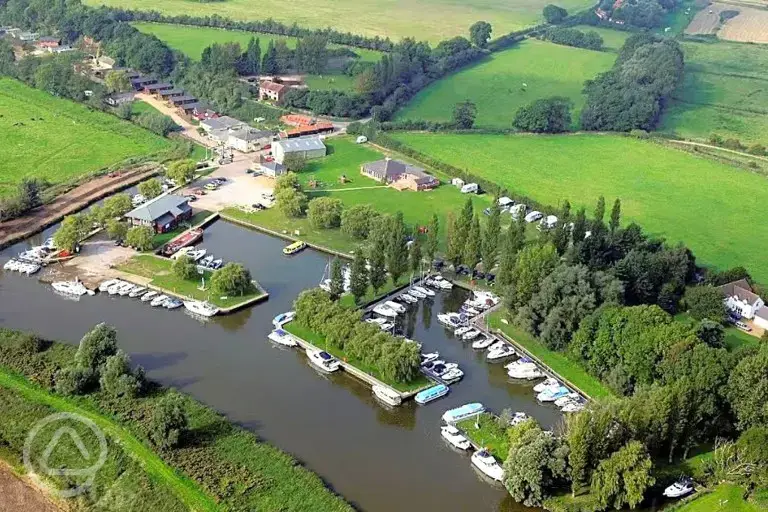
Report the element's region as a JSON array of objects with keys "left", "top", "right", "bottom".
[
  {"left": 116, "top": 254, "right": 268, "bottom": 312},
  {"left": 0, "top": 327, "right": 353, "bottom": 511}
]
